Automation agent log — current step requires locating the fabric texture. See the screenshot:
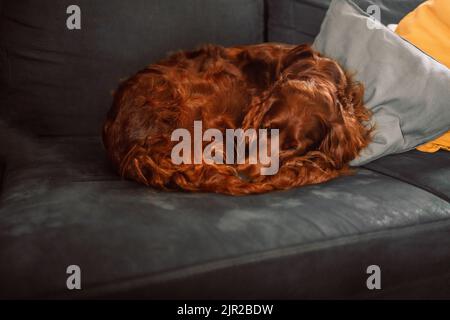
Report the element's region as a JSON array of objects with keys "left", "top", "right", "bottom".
[
  {"left": 313, "top": 0, "right": 450, "bottom": 166},
  {"left": 267, "top": 0, "right": 426, "bottom": 44},
  {"left": 416, "top": 134, "right": 450, "bottom": 153},
  {"left": 1, "top": 136, "right": 449, "bottom": 298},
  {"left": 1, "top": 0, "right": 450, "bottom": 299},
  {"left": 396, "top": 0, "right": 450, "bottom": 68},
  {"left": 395, "top": 0, "right": 450, "bottom": 153},
  {"left": 0, "top": 0, "right": 264, "bottom": 136},
  {"left": 364, "top": 150, "right": 450, "bottom": 202}
]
